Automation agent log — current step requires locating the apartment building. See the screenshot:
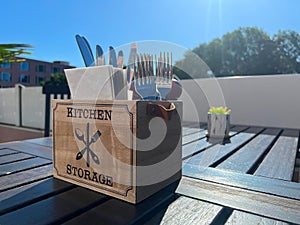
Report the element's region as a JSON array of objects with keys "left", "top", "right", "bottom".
[{"left": 0, "top": 58, "right": 75, "bottom": 88}]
